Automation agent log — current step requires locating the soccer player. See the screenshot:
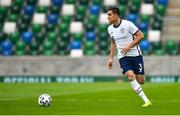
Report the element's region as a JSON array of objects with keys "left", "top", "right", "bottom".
[{"left": 107, "top": 7, "right": 152, "bottom": 107}]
